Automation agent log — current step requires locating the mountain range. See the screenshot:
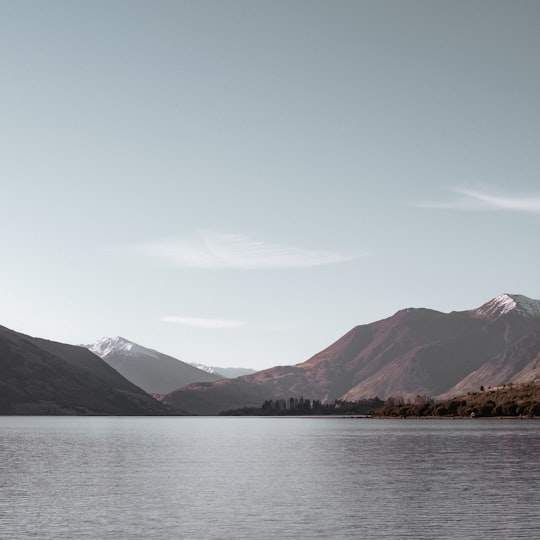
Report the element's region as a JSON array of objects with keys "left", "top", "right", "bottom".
[
  {"left": 162, "top": 294, "right": 540, "bottom": 414},
  {"left": 0, "top": 325, "right": 173, "bottom": 415},
  {"left": 2, "top": 293, "right": 540, "bottom": 416},
  {"left": 85, "top": 336, "right": 223, "bottom": 394}
]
